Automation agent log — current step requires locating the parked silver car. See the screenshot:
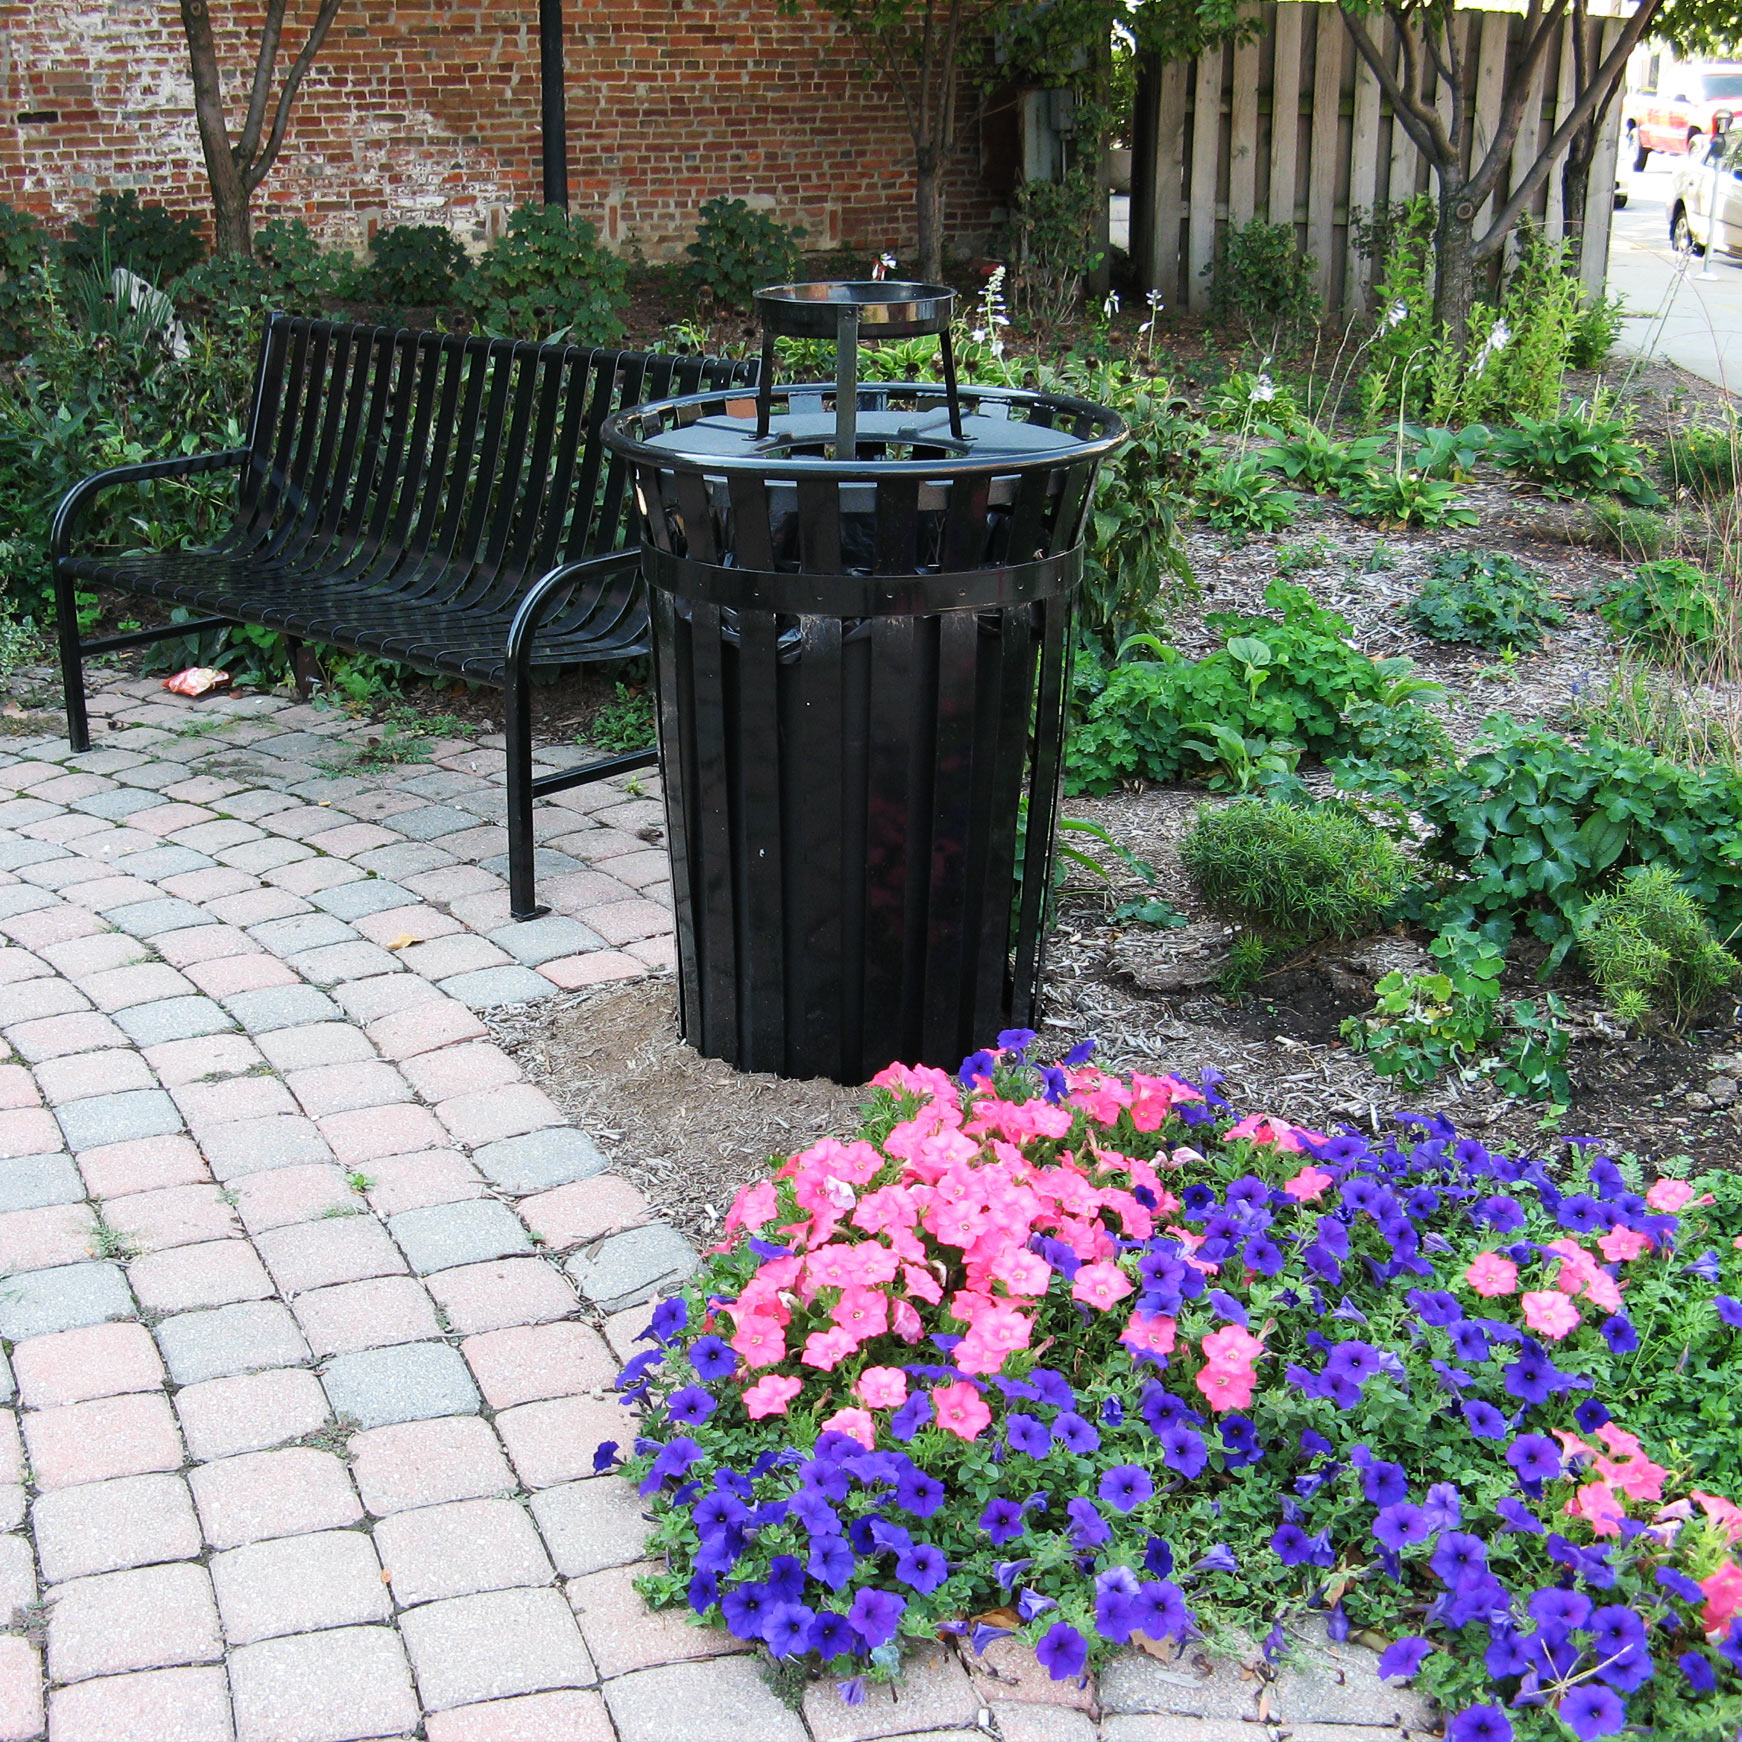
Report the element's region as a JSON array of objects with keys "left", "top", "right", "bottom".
[{"left": 1670, "top": 126, "right": 1742, "bottom": 259}]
